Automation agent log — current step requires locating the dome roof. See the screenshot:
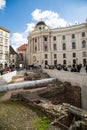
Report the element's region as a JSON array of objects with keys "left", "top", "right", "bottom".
[{"left": 36, "top": 21, "right": 46, "bottom": 27}]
